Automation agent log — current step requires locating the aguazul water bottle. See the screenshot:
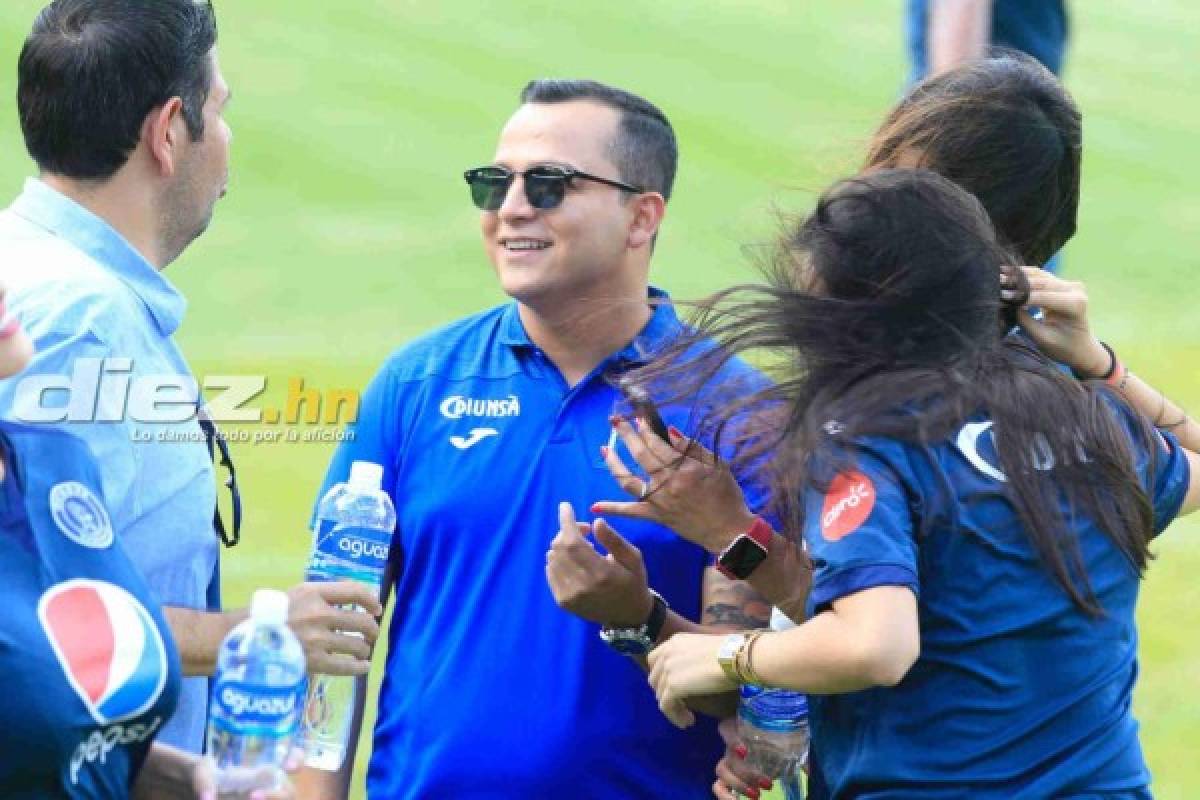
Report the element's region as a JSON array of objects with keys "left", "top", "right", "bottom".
[
  {"left": 300, "top": 460, "right": 396, "bottom": 771},
  {"left": 737, "top": 608, "right": 810, "bottom": 800},
  {"left": 207, "top": 589, "right": 307, "bottom": 778}
]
